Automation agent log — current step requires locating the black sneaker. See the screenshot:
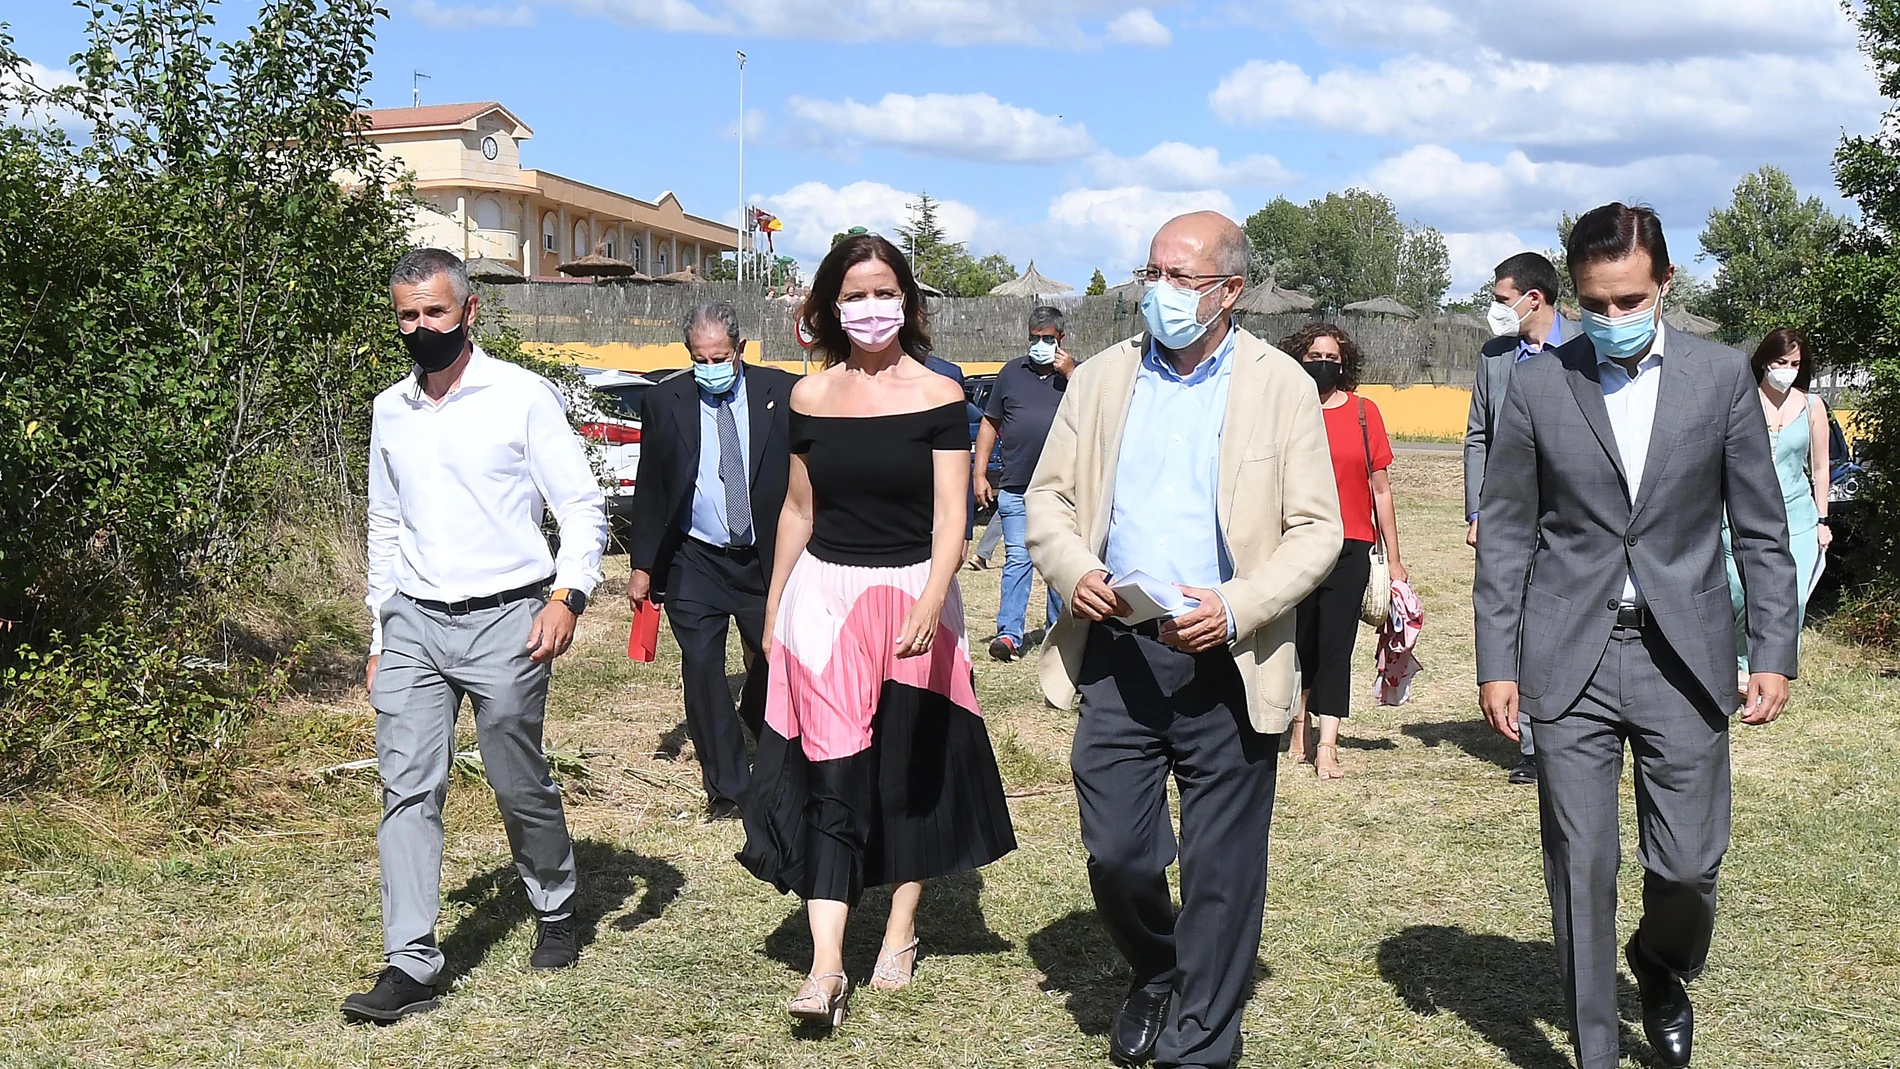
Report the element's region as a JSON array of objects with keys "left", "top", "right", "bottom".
[
  {"left": 707, "top": 798, "right": 743, "bottom": 822},
  {"left": 1508, "top": 759, "right": 1539, "bottom": 785},
  {"left": 340, "top": 966, "right": 439, "bottom": 1024},
  {"left": 531, "top": 916, "right": 579, "bottom": 970},
  {"left": 988, "top": 635, "right": 1019, "bottom": 662},
  {"left": 1023, "top": 627, "right": 1047, "bottom": 650}
]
